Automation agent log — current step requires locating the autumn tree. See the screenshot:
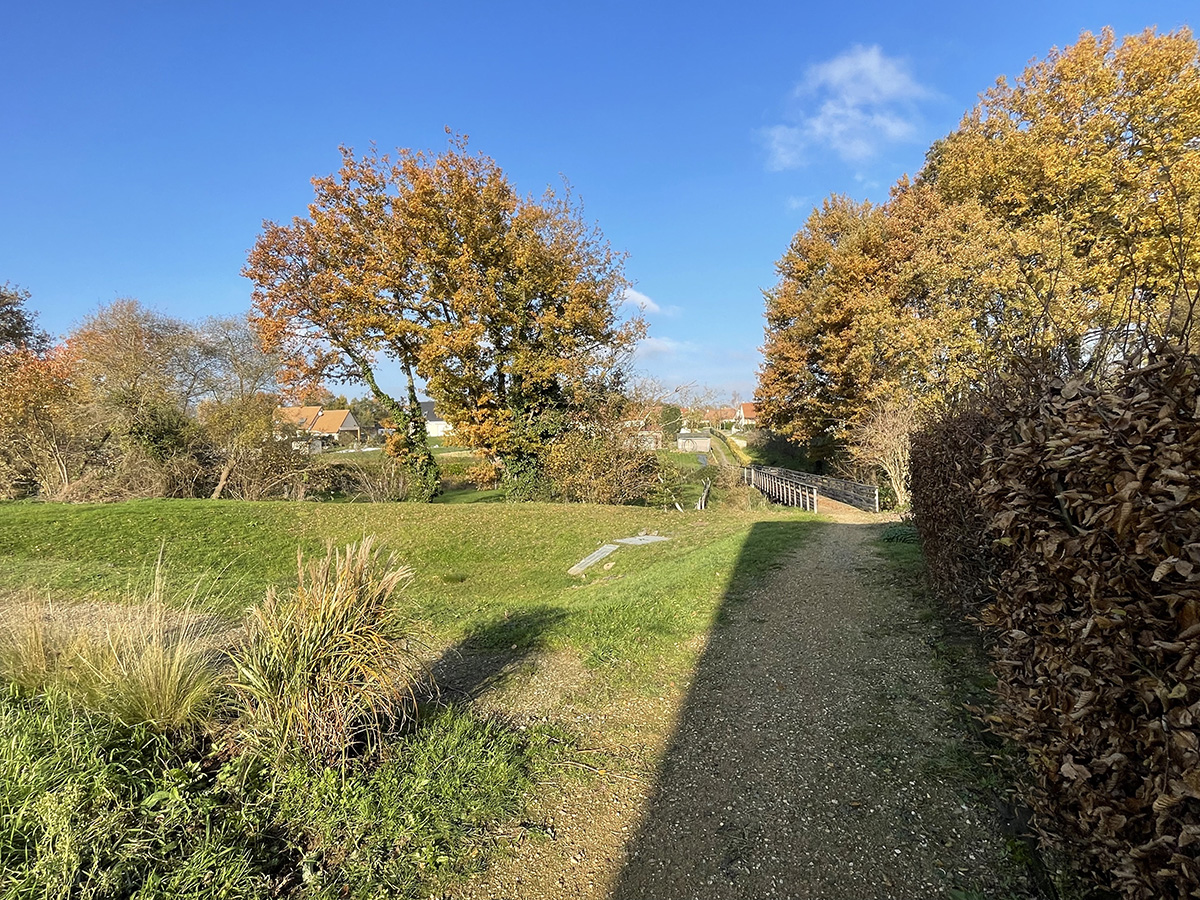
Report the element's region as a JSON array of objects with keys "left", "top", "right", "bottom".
[
  {"left": 759, "top": 28, "right": 1200, "bottom": 502},
  {"left": 846, "top": 398, "right": 921, "bottom": 508},
  {"left": 71, "top": 300, "right": 205, "bottom": 422},
  {"left": 0, "top": 283, "right": 49, "bottom": 354},
  {"left": 193, "top": 315, "right": 279, "bottom": 403},
  {"left": 244, "top": 147, "right": 437, "bottom": 491},
  {"left": 395, "top": 141, "right": 641, "bottom": 468},
  {"left": 929, "top": 26, "right": 1200, "bottom": 366},
  {"left": 0, "top": 347, "right": 106, "bottom": 497},
  {"left": 757, "top": 196, "right": 897, "bottom": 445},
  {"left": 245, "top": 137, "right": 642, "bottom": 496}
]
